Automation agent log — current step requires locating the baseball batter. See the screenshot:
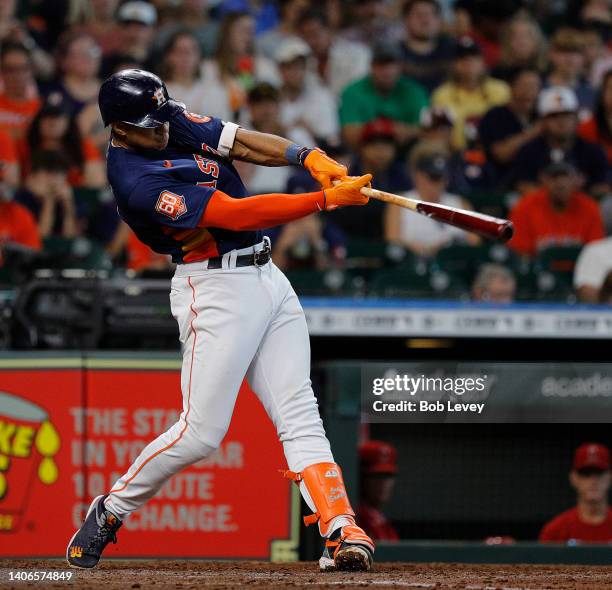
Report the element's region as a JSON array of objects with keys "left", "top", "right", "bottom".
[{"left": 66, "top": 70, "right": 375, "bottom": 572}]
